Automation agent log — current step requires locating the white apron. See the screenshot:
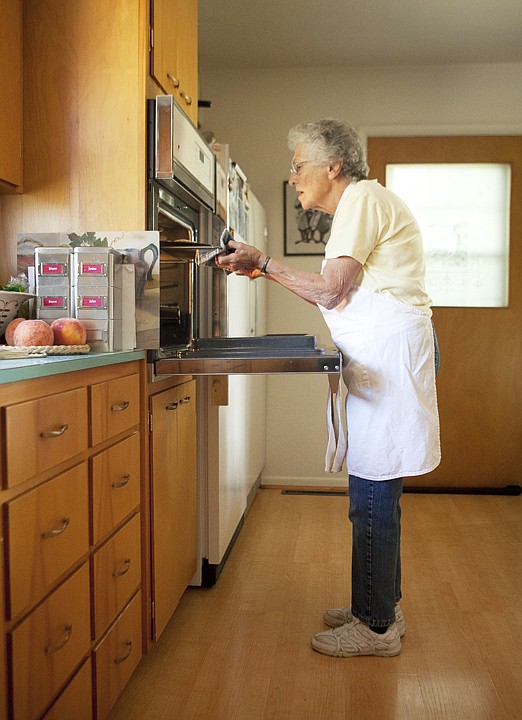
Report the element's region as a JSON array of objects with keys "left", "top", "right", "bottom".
[{"left": 320, "top": 283, "right": 441, "bottom": 481}]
